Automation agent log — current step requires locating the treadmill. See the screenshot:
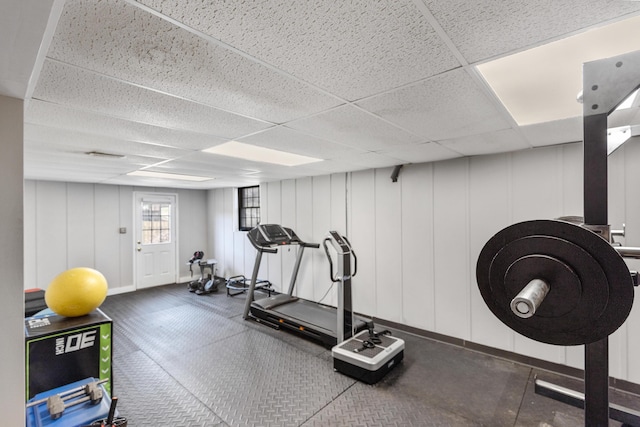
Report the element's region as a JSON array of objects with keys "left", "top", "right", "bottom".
[{"left": 243, "top": 224, "right": 369, "bottom": 346}]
